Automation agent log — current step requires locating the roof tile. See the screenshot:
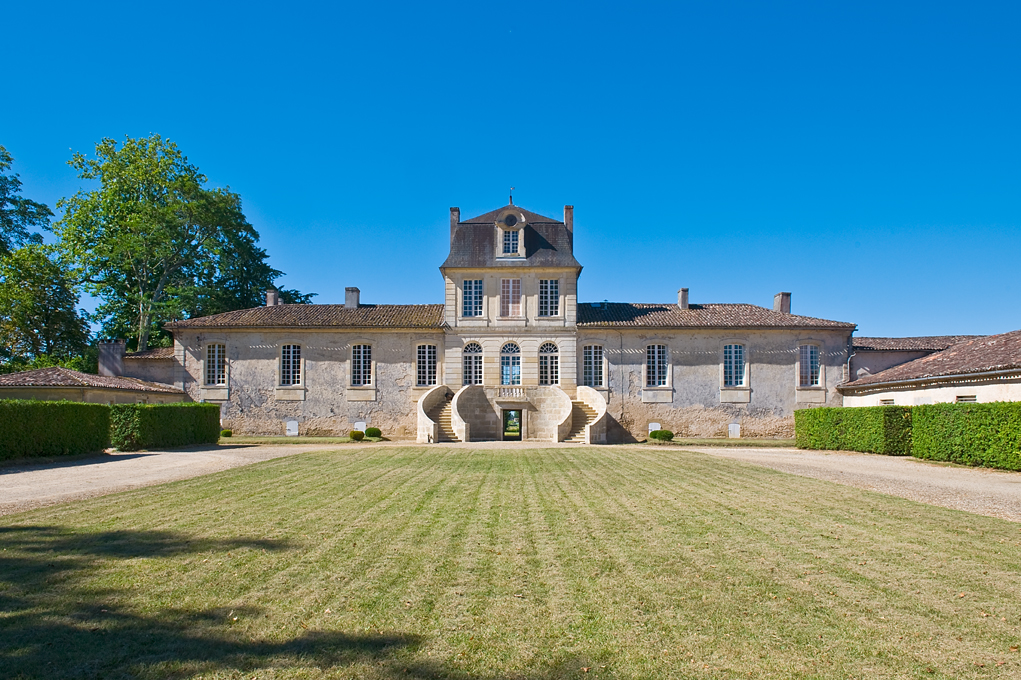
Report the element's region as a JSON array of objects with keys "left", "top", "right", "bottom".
[
  {"left": 577, "top": 303, "right": 855, "bottom": 329},
  {"left": 167, "top": 304, "right": 444, "bottom": 330},
  {"left": 0, "top": 367, "right": 183, "bottom": 394},
  {"left": 852, "top": 336, "right": 981, "bottom": 351}
]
